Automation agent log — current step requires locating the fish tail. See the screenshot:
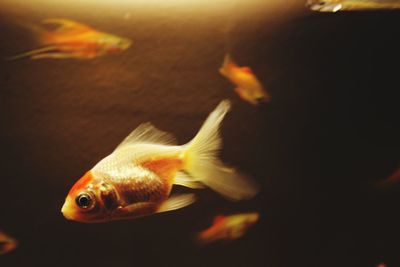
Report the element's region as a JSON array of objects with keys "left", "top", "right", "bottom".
[
  {"left": 14, "top": 20, "right": 51, "bottom": 45},
  {"left": 6, "top": 46, "right": 57, "bottom": 60},
  {"left": 219, "top": 53, "right": 236, "bottom": 76},
  {"left": 182, "top": 100, "right": 259, "bottom": 201}
]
